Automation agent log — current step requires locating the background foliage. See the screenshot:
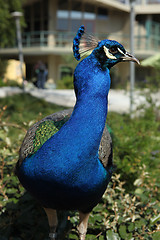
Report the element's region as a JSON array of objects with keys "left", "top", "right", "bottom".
[
  {"left": 0, "top": 0, "right": 24, "bottom": 48},
  {"left": 57, "top": 55, "right": 78, "bottom": 89},
  {"left": 0, "top": 93, "right": 160, "bottom": 239},
  {"left": 146, "top": 59, "right": 160, "bottom": 89},
  {"left": 0, "top": 0, "right": 25, "bottom": 81},
  {"left": 57, "top": 76, "right": 74, "bottom": 89}
]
